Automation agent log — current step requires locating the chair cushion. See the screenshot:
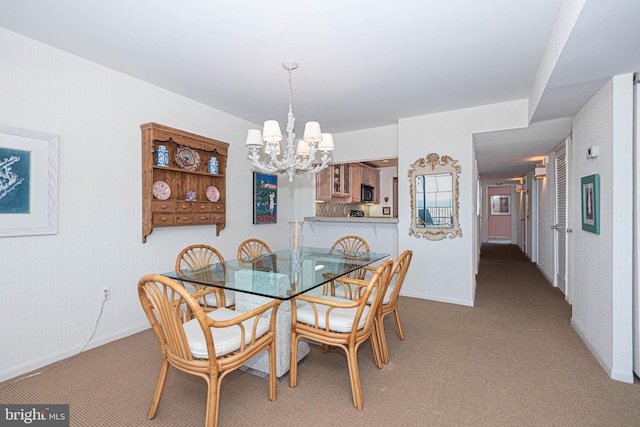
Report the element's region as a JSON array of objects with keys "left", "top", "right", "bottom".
[
  {"left": 203, "top": 288, "right": 236, "bottom": 307},
  {"left": 333, "top": 283, "right": 392, "bottom": 306},
  {"left": 183, "top": 307, "right": 270, "bottom": 359},
  {"left": 367, "top": 286, "right": 393, "bottom": 305},
  {"left": 296, "top": 296, "right": 369, "bottom": 333}
]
